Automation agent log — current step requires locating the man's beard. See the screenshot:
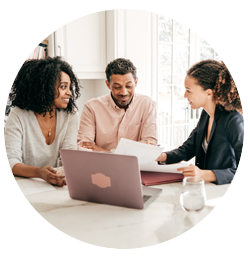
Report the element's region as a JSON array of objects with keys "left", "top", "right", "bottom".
[
  {"left": 111, "top": 93, "right": 134, "bottom": 108},
  {"left": 116, "top": 98, "right": 132, "bottom": 108}
]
